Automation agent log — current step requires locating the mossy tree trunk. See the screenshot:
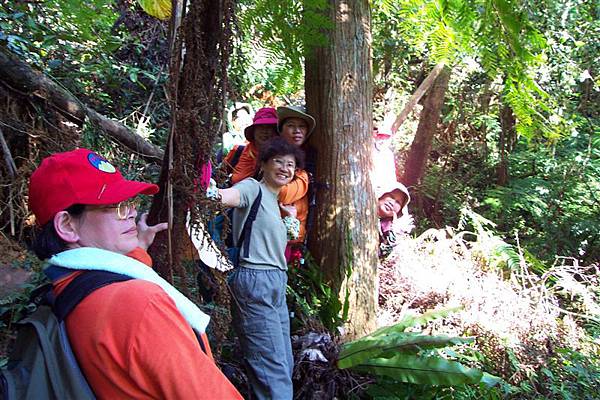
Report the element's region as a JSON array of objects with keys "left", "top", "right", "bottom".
[
  {"left": 148, "top": 0, "right": 233, "bottom": 284},
  {"left": 305, "top": 0, "right": 378, "bottom": 339}
]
